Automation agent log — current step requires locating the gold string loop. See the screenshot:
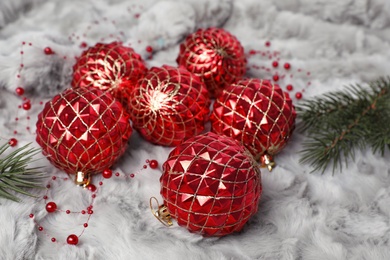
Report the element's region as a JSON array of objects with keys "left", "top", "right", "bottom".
[{"left": 149, "top": 197, "right": 173, "bottom": 227}]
